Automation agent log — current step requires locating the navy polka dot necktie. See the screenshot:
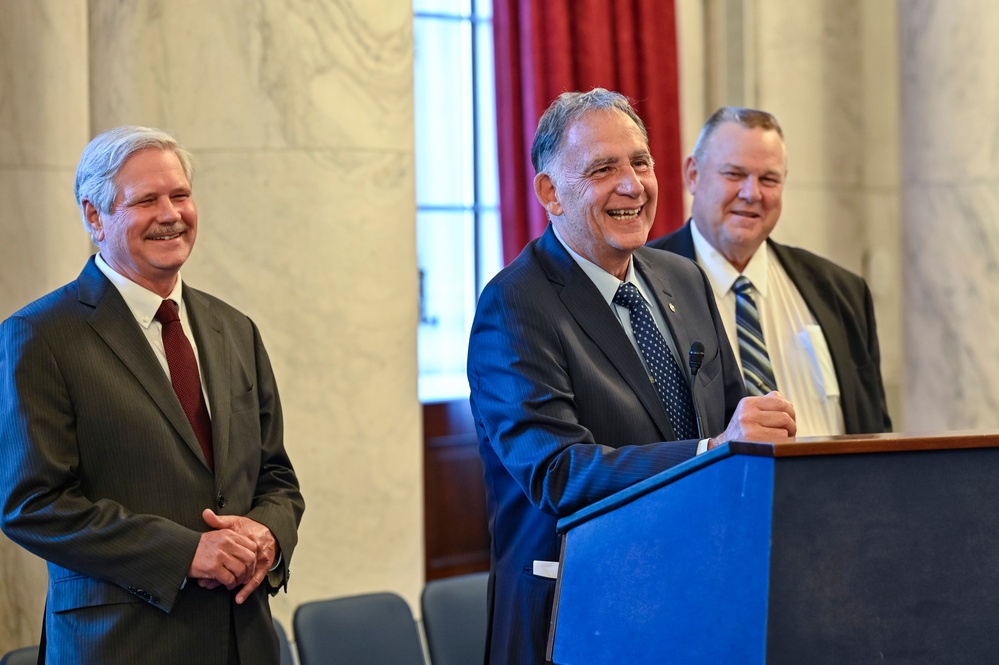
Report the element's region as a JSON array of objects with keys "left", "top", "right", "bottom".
[{"left": 613, "top": 282, "right": 698, "bottom": 440}]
